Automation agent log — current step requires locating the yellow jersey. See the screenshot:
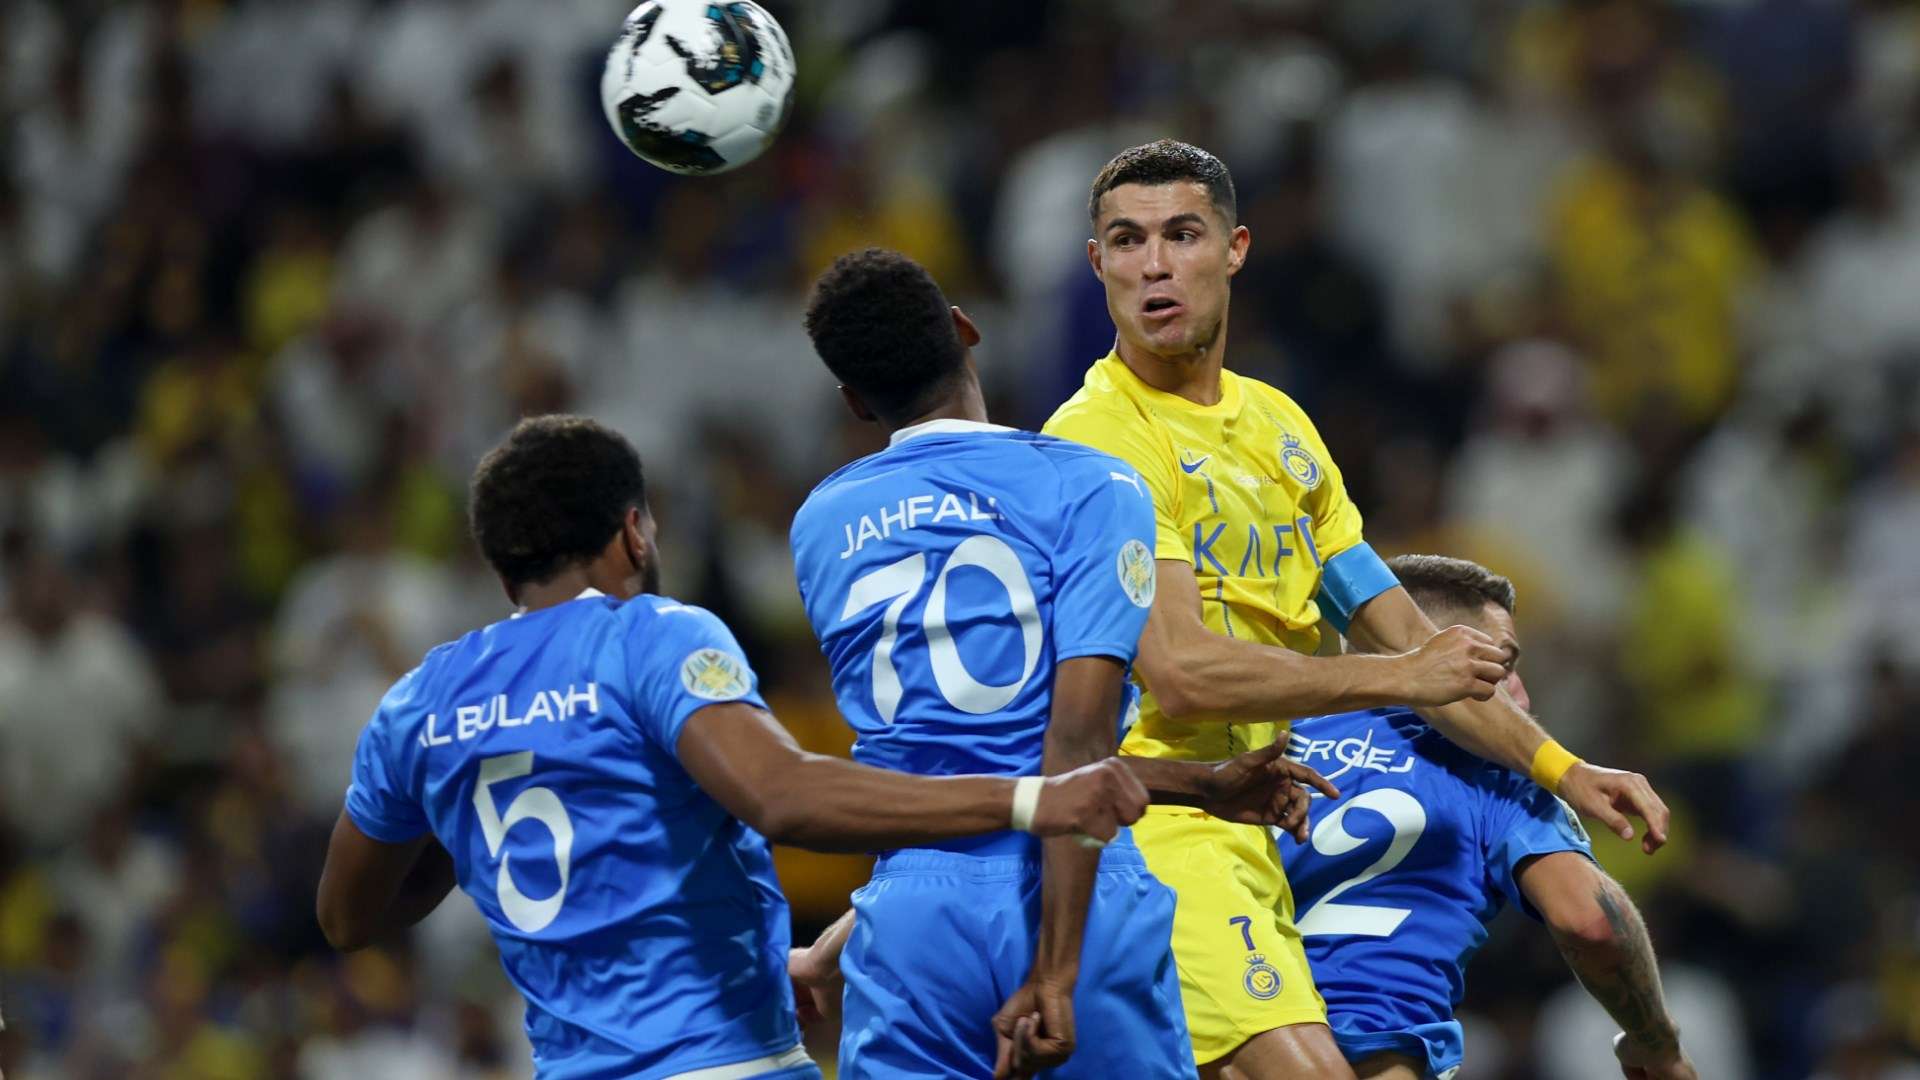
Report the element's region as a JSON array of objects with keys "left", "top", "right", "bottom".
[{"left": 1043, "top": 351, "right": 1366, "bottom": 762}]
